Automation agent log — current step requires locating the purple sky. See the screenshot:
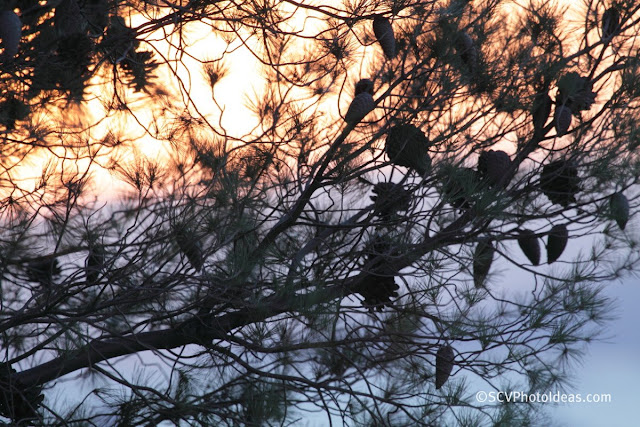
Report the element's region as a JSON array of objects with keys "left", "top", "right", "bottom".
[{"left": 551, "top": 277, "right": 640, "bottom": 426}]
